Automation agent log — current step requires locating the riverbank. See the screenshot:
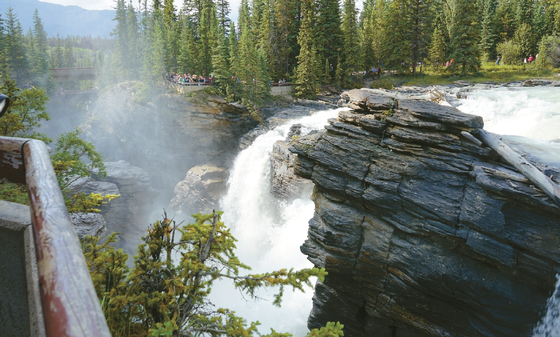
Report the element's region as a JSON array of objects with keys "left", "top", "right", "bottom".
[{"left": 368, "top": 61, "right": 560, "bottom": 88}]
